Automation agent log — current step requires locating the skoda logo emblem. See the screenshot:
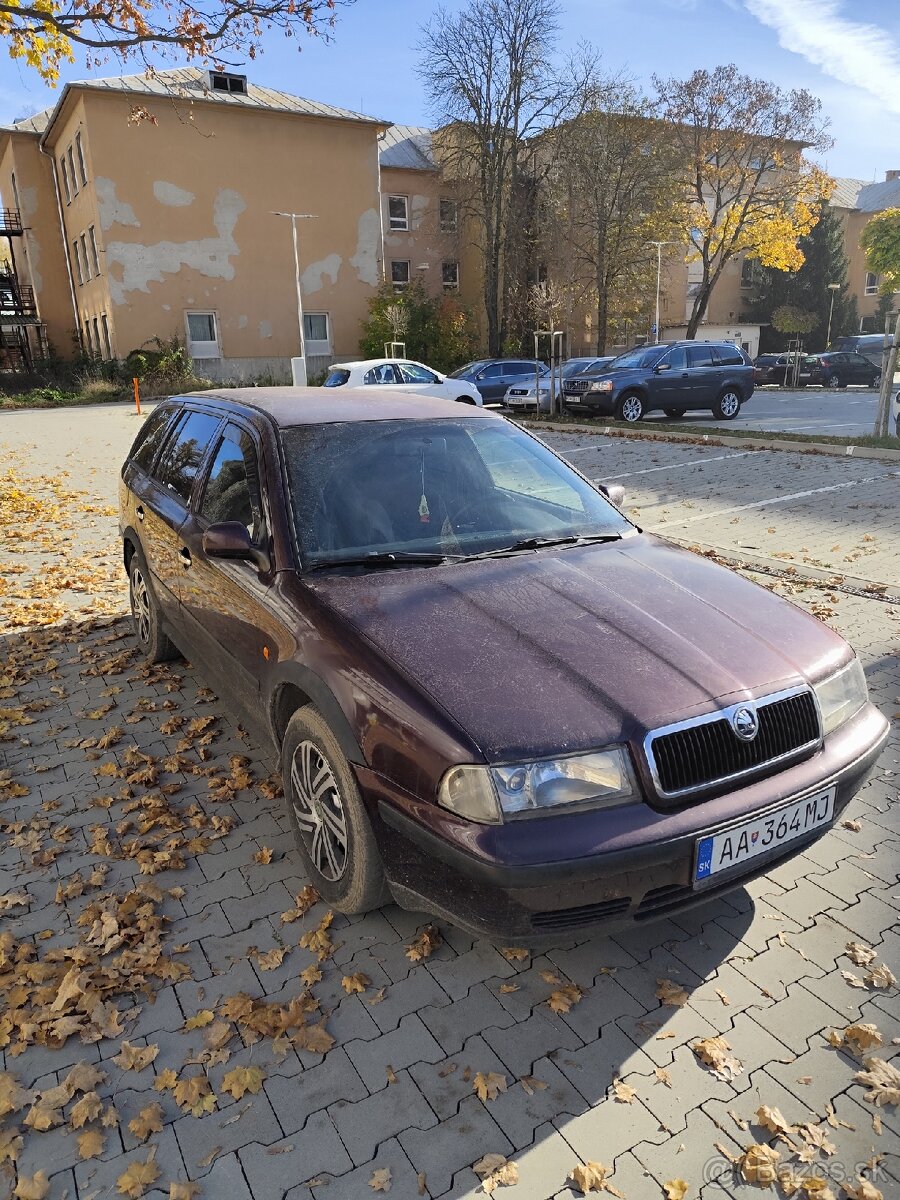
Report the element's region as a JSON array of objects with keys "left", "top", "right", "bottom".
[{"left": 732, "top": 705, "right": 758, "bottom": 742}]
